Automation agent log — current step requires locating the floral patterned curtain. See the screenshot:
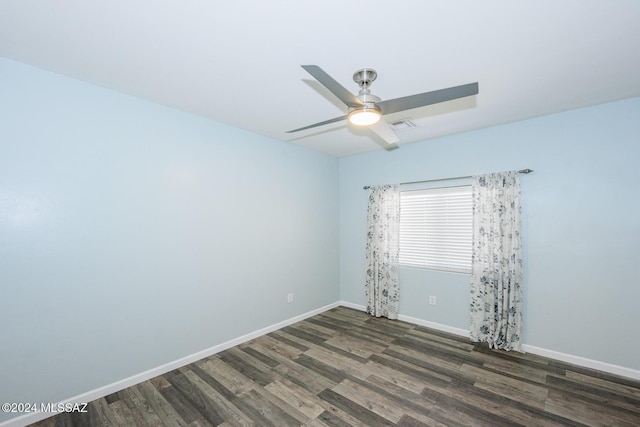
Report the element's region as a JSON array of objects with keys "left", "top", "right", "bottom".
[
  {"left": 365, "top": 184, "right": 400, "bottom": 319},
  {"left": 470, "top": 171, "right": 523, "bottom": 351}
]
